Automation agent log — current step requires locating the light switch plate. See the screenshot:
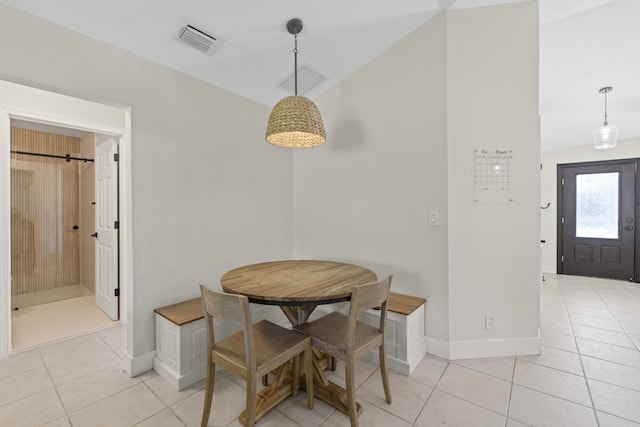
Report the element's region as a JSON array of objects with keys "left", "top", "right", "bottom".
[{"left": 428, "top": 211, "right": 439, "bottom": 226}]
